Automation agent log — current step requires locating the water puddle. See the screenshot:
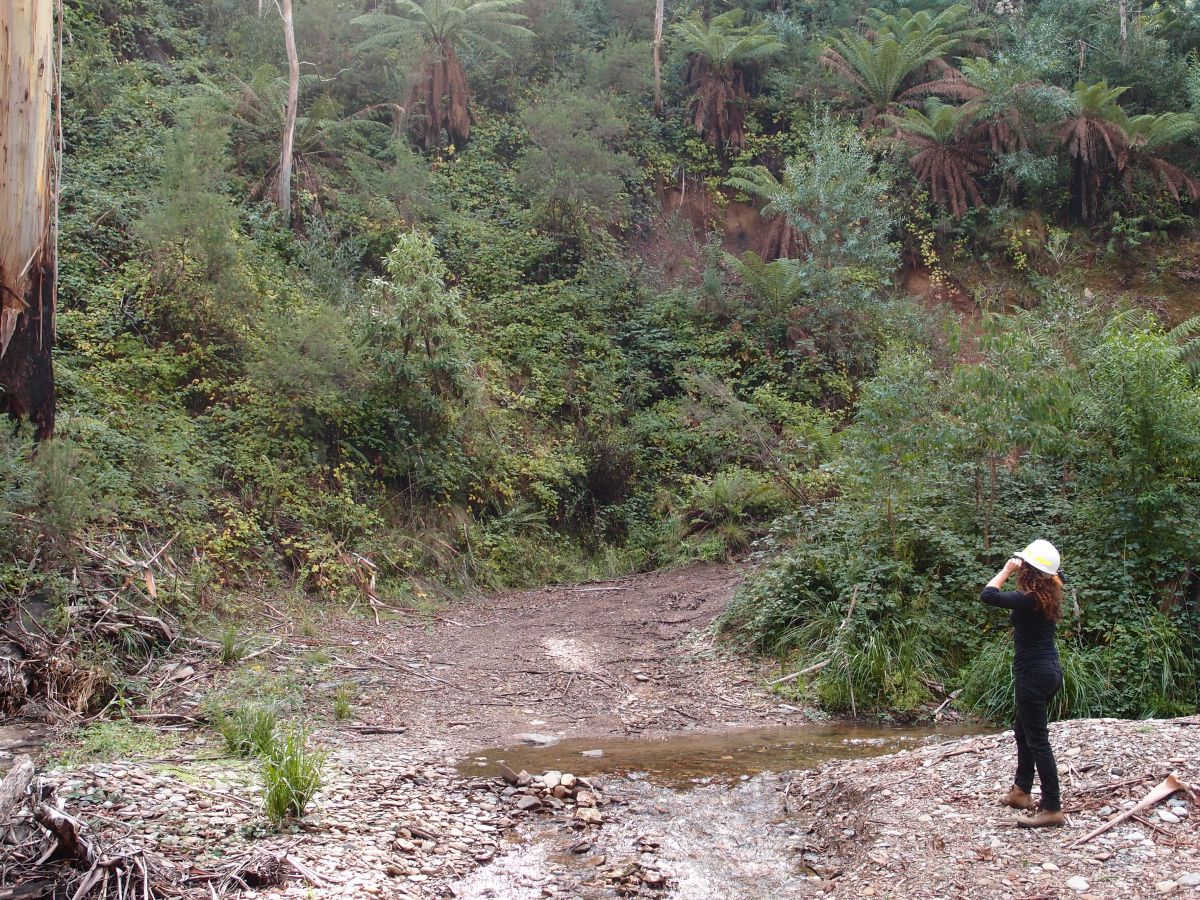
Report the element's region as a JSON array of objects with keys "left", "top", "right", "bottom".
[
  {"left": 453, "top": 723, "right": 988, "bottom": 899},
  {"left": 460, "top": 722, "right": 985, "bottom": 788}
]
